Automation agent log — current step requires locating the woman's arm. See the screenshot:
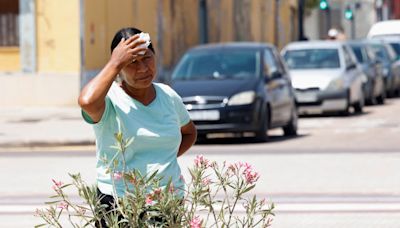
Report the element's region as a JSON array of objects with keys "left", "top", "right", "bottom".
[
  {"left": 177, "top": 121, "right": 197, "bottom": 157},
  {"left": 78, "top": 35, "right": 146, "bottom": 122}
]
